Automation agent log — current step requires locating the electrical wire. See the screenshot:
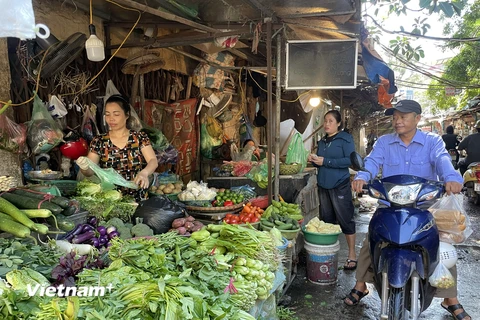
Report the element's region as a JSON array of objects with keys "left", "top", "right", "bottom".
[
  {"left": 246, "top": 69, "right": 312, "bottom": 103},
  {"left": 364, "top": 14, "right": 480, "bottom": 42},
  {"left": 0, "top": 0, "right": 142, "bottom": 107}
]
